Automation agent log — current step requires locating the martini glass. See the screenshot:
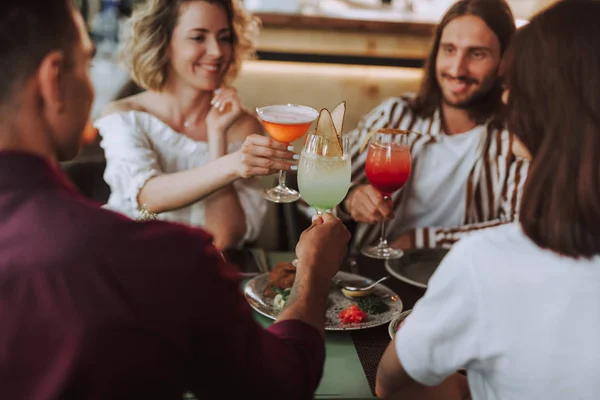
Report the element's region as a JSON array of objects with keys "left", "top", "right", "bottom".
[{"left": 256, "top": 104, "right": 319, "bottom": 203}]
